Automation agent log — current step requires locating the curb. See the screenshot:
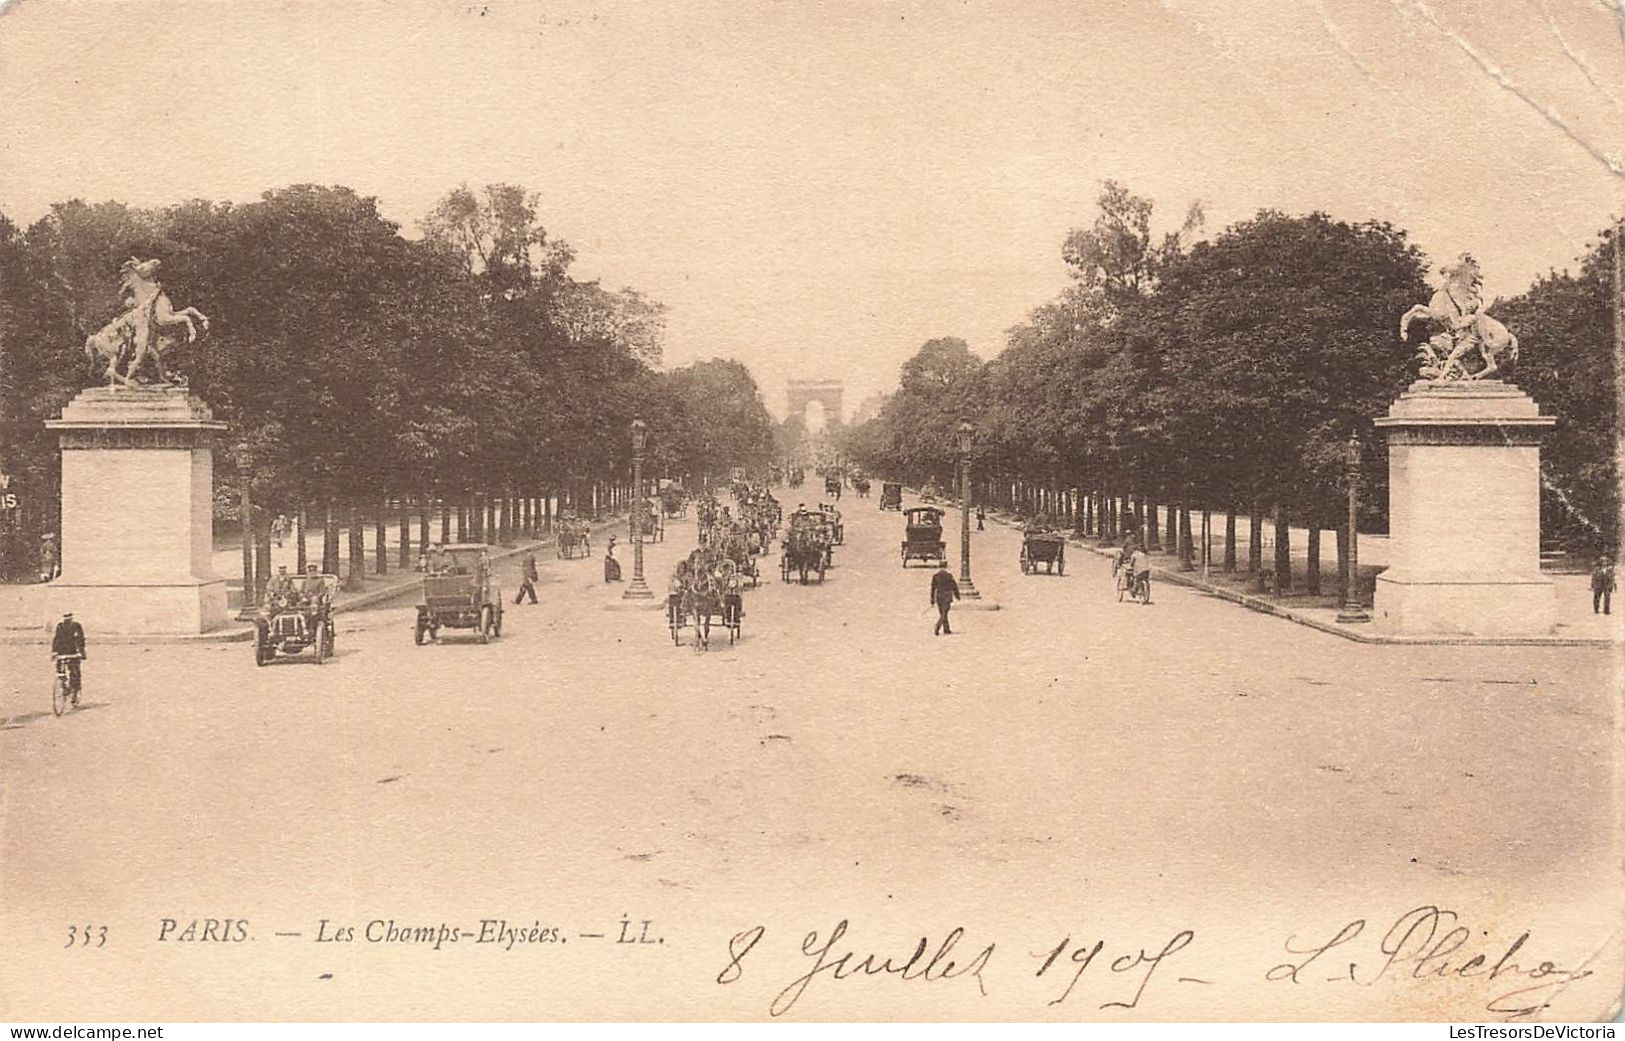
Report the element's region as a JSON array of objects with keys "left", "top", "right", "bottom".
[
  {"left": 969, "top": 507, "right": 1615, "bottom": 648},
  {"left": 0, "top": 513, "right": 632, "bottom": 646}
]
